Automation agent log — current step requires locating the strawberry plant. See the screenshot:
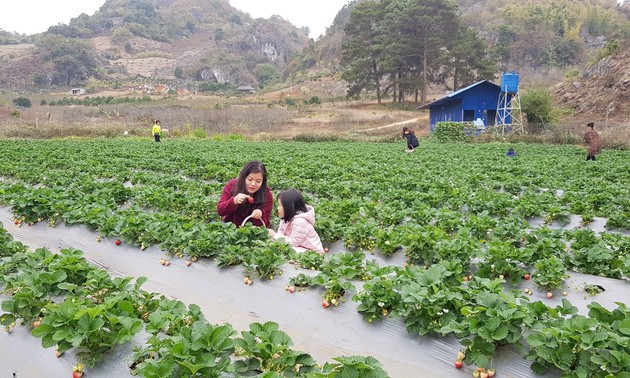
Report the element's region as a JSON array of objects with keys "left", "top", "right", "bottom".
[
  {"left": 233, "top": 321, "right": 318, "bottom": 375},
  {"left": 343, "top": 218, "right": 378, "bottom": 251},
  {"left": 396, "top": 262, "right": 465, "bottom": 336},
  {"left": 312, "top": 274, "right": 355, "bottom": 307},
  {"left": 542, "top": 205, "right": 571, "bottom": 226},
  {"left": 476, "top": 239, "right": 528, "bottom": 285},
  {"left": 527, "top": 302, "right": 630, "bottom": 377},
  {"left": 294, "top": 250, "right": 325, "bottom": 270},
  {"left": 243, "top": 240, "right": 292, "bottom": 279},
  {"left": 533, "top": 255, "right": 567, "bottom": 292},
  {"left": 314, "top": 216, "right": 345, "bottom": 244},
  {"left": 433, "top": 229, "right": 479, "bottom": 267},
  {"left": 288, "top": 273, "right": 314, "bottom": 288},
  {"left": 215, "top": 244, "right": 247, "bottom": 267},
  {"left": 132, "top": 318, "right": 236, "bottom": 377},
  {"left": 311, "top": 355, "right": 389, "bottom": 377},
  {"left": 320, "top": 251, "right": 367, "bottom": 280},
  {"left": 0, "top": 286, "right": 51, "bottom": 329},
  {"left": 401, "top": 224, "right": 448, "bottom": 266},
  {"left": 374, "top": 226, "right": 403, "bottom": 255},
  {"left": 0, "top": 226, "right": 27, "bottom": 257},
  {"left": 31, "top": 274, "right": 149, "bottom": 367},
  {"left": 353, "top": 275, "right": 401, "bottom": 322},
  {"left": 521, "top": 227, "right": 567, "bottom": 264},
  {"left": 443, "top": 291, "right": 528, "bottom": 369}
]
